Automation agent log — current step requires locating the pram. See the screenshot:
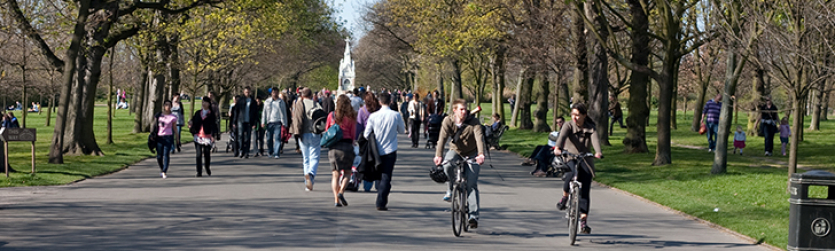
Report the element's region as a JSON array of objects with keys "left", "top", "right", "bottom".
[
  {"left": 225, "top": 123, "right": 237, "bottom": 154},
  {"left": 425, "top": 113, "right": 445, "bottom": 149}
]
